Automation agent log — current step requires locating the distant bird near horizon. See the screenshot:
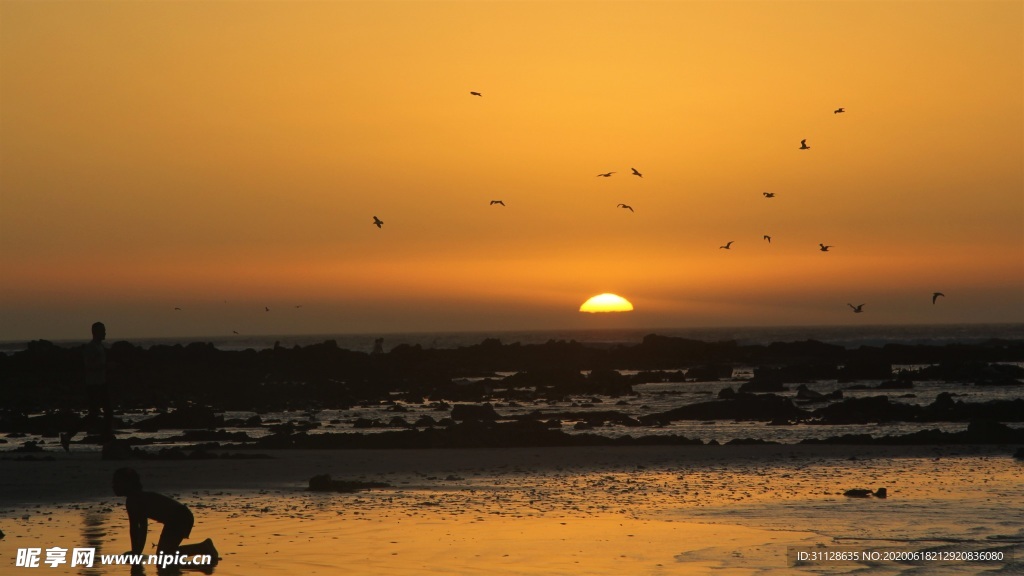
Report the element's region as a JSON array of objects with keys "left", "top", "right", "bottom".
[
  {"left": 617, "top": 203, "right": 634, "bottom": 212},
  {"left": 819, "top": 243, "right": 832, "bottom": 252},
  {"left": 848, "top": 303, "right": 865, "bottom": 313},
  {"left": 763, "top": 192, "right": 775, "bottom": 198},
  {"left": 800, "top": 139, "right": 810, "bottom": 150},
  {"left": 596, "top": 172, "right": 615, "bottom": 177},
  {"left": 373, "top": 216, "right": 383, "bottom": 228},
  {"left": 470, "top": 91, "right": 482, "bottom": 97},
  {"left": 932, "top": 292, "right": 945, "bottom": 304},
  {"left": 763, "top": 235, "right": 771, "bottom": 243},
  {"left": 631, "top": 167, "right": 643, "bottom": 178},
  {"left": 174, "top": 307, "right": 181, "bottom": 311},
  {"left": 834, "top": 107, "right": 845, "bottom": 114},
  {"left": 265, "top": 307, "right": 270, "bottom": 312},
  {"left": 720, "top": 241, "right": 734, "bottom": 249},
  {"left": 490, "top": 200, "right": 505, "bottom": 206}
]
